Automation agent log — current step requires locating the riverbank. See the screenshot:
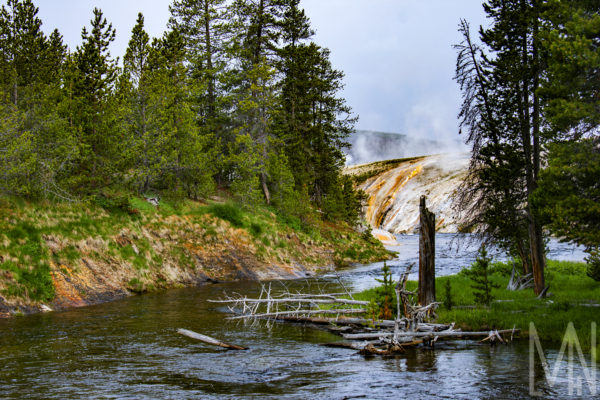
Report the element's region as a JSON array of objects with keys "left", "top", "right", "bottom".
[
  {"left": 0, "top": 197, "right": 392, "bottom": 317},
  {"left": 437, "top": 260, "right": 599, "bottom": 353},
  {"left": 358, "top": 259, "right": 599, "bottom": 353}
]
